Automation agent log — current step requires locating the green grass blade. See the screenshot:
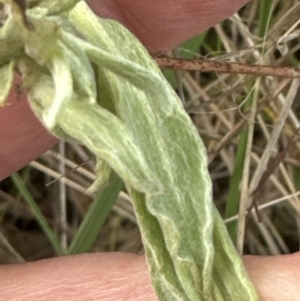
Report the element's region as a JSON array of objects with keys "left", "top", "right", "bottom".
[
  {"left": 225, "top": 86, "right": 254, "bottom": 242},
  {"left": 225, "top": 1, "right": 273, "bottom": 242},
  {"left": 225, "top": 0, "right": 273, "bottom": 242},
  {"left": 258, "top": 0, "right": 273, "bottom": 38},
  {"left": 225, "top": 129, "right": 248, "bottom": 242},
  {"left": 293, "top": 167, "right": 300, "bottom": 190},
  {"left": 11, "top": 172, "right": 65, "bottom": 256},
  {"left": 68, "top": 172, "right": 124, "bottom": 254}
]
